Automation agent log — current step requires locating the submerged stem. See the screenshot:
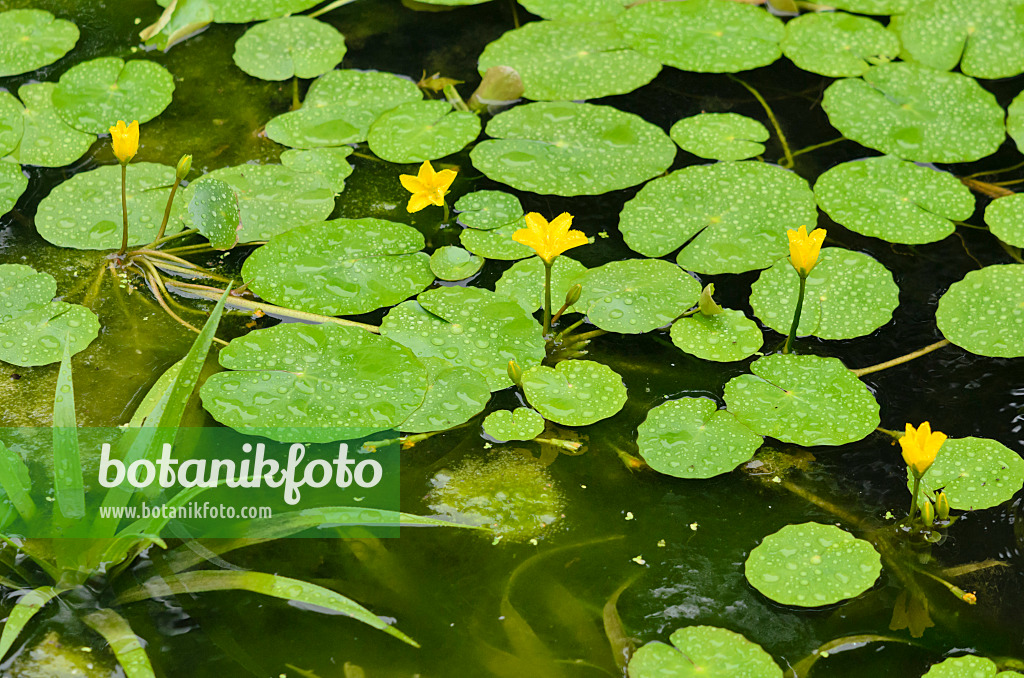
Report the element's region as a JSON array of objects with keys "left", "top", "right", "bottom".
[
  {"left": 783, "top": 274, "right": 806, "bottom": 354},
  {"left": 729, "top": 75, "right": 794, "bottom": 168},
  {"left": 851, "top": 339, "right": 950, "bottom": 377}
]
